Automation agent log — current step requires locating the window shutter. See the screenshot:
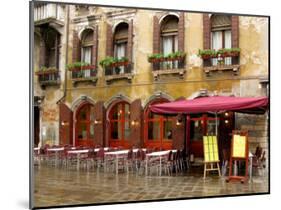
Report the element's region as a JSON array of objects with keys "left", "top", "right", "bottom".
[
  {"left": 93, "top": 101, "right": 105, "bottom": 146},
  {"left": 59, "top": 103, "right": 73, "bottom": 146},
  {"left": 92, "top": 26, "right": 98, "bottom": 67},
  {"left": 127, "top": 19, "right": 133, "bottom": 62},
  {"left": 72, "top": 30, "right": 81, "bottom": 62},
  {"left": 39, "top": 39, "right": 46, "bottom": 67},
  {"left": 153, "top": 16, "right": 160, "bottom": 54},
  {"left": 106, "top": 23, "right": 113, "bottom": 56},
  {"left": 178, "top": 12, "right": 185, "bottom": 52},
  {"left": 130, "top": 99, "right": 142, "bottom": 147},
  {"left": 172, "top": 116, "right": 185, "bottom": 149},
  {"left": 203, "top": 14, "right": 211, "bottom": 49},
  {"left": 231, "top": 16, "right": 239, "bottom": 48}
]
